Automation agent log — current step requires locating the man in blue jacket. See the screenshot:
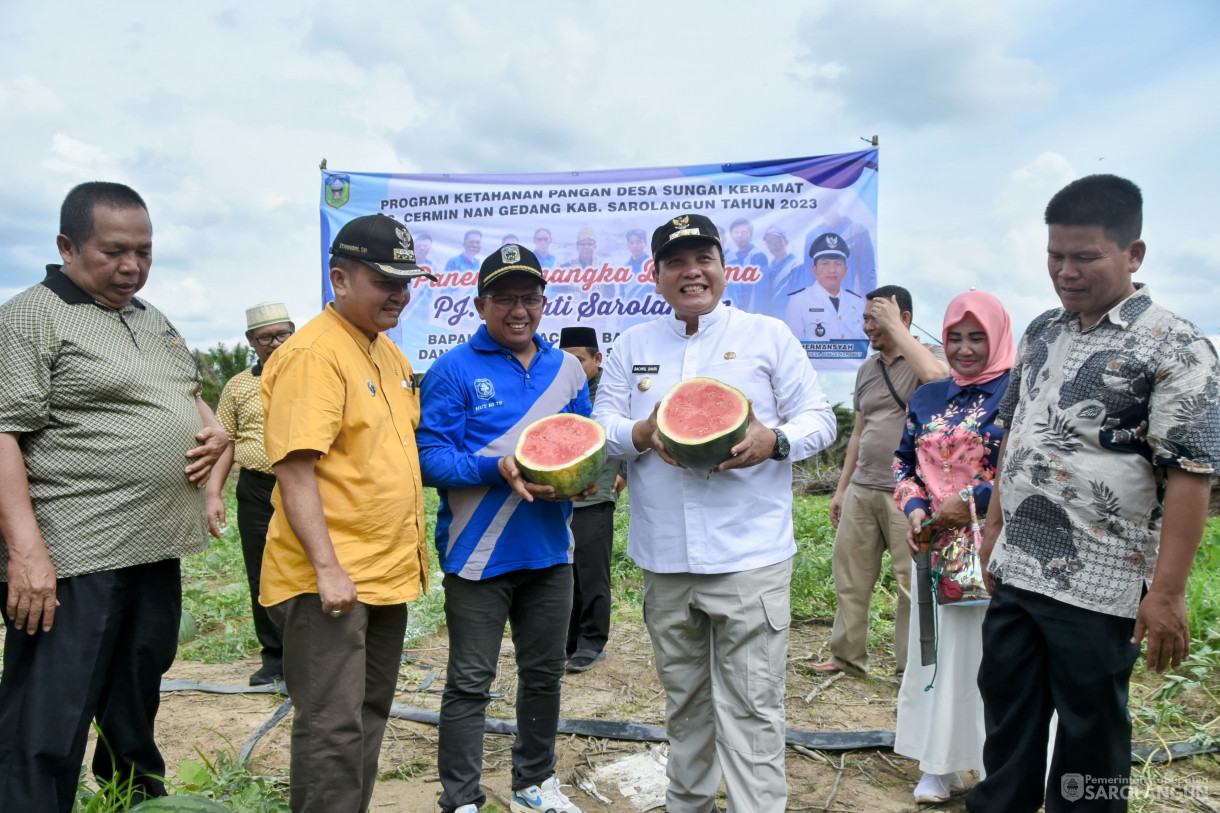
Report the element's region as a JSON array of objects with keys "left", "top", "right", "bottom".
[{"left": 418, "top": 243, "right": 592, "bottom": 813}]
